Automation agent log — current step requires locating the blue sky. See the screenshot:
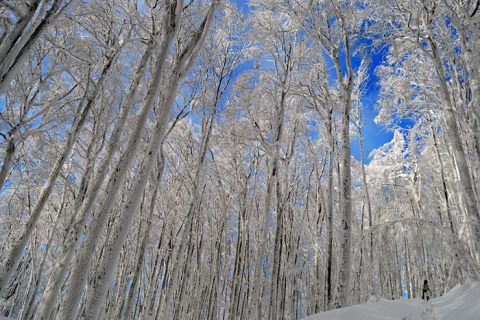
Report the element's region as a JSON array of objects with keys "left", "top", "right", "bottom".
[{"left": 351, "top": 50, "right": 394, "bottom": 164}]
